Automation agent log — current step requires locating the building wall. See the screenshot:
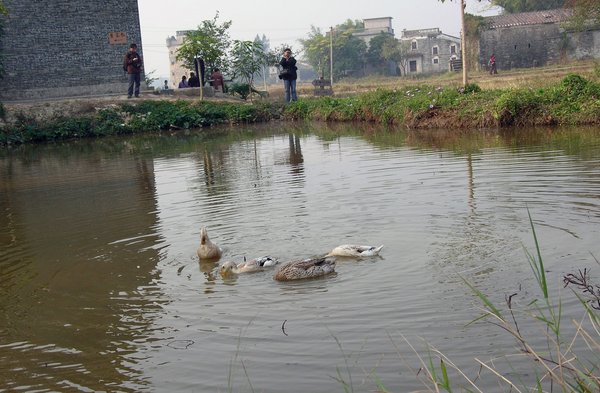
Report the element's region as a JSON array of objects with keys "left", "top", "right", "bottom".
[
  {"left": 166, "top": 31, "right": 191, "bottom": 89},
  {"left": 354, "top": 17, "right": 394, "bottom": 46},
  {"left": 0, "top": 0, "right": 143, "bottom": 101},
  {"left": 402, "top": 31, "right": 460, "bottom": 75},
  {"left": 479, "top": 24, "right": 561, "bottom": 69},
  {"left": 479, "top": 24, "right": 600, "bottom": 70}
]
